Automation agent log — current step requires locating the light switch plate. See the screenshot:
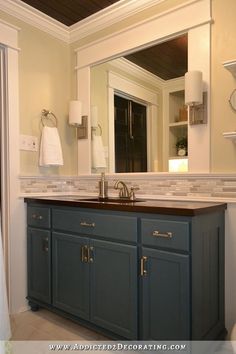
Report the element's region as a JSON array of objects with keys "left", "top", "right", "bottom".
[{"left": 20, "top": 135, "right": 38, "bottom": 151}]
